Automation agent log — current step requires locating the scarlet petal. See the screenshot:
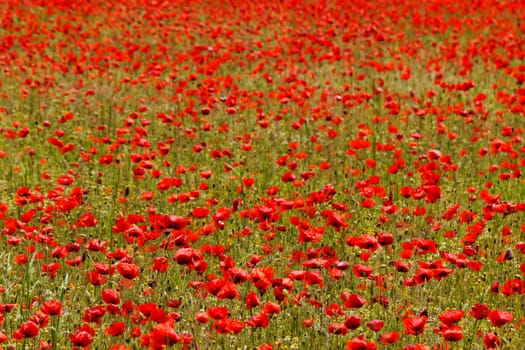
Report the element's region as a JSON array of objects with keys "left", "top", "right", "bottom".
[
  {"left": 105, "top": 322, "right": 126, "bottom": 336},
  {"left": 488, "top": 310, "right": 513, "bottom": 327},
  {"left": 403, "top": 315, "right": 427, "bottom": 335}
]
